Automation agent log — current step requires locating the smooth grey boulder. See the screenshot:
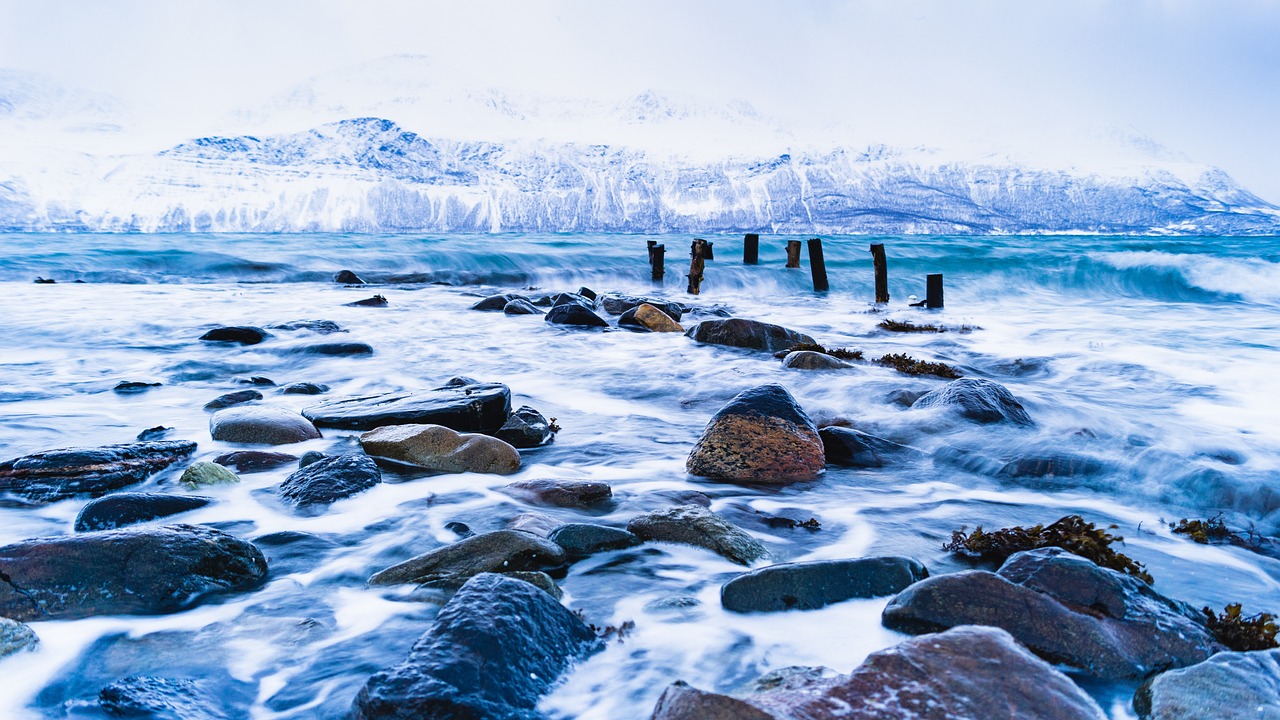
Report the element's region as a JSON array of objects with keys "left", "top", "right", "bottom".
[
  {"left": 722, "top": 557, "right": 928, "bottom": 613},
  {"left": 686, "top": 318, "right": 815, "bottom": 353},
  {"left": 0, "top": 440, "right": 197, "bottom": 503},
  {"left": 74, "top": 492, "right": 213, "bottom": 532},
  {"left": 279, "top": 454, "right": 382, "bottom": 508},
  {"left": 209, "top": 406, "right": 321, "bottom": 445},
  {"left": 911, "top": 378, "right": 1034, "bottom": 426},
  {"left": 352, "top": 573, "right": 601, "bottom": 720},
  {"left": 819, "top": 427, "right": 916, "bottom": 468},
  {"left": 302, "top": 381, "right": 511, "bottom": 432},
  {"left": 495, "top": 405, "right": 555, "bottom": 448},
  {"left": 368, "top": 530, "right": 566, "bottom": 588},
  {"left": 627, "top": 504, "right": 768, "bottom": 566},
  {"left": 1135, "top": 649, "right": 1280, "bottom": 720},
  {"left": 547, "top": 523, "right": 642, "bottom": 558}
]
